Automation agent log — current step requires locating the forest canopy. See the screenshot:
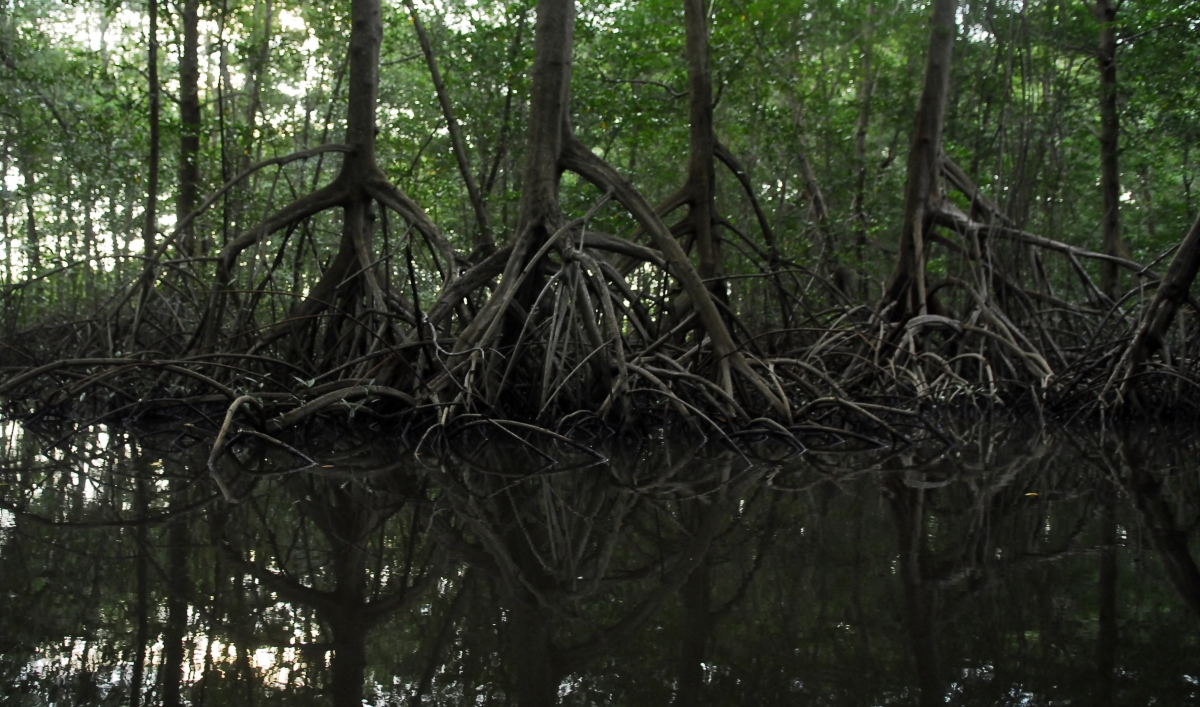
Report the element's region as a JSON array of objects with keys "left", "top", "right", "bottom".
[{"left": 2, "top": 0, "right": 1200, "bottom": 438}]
